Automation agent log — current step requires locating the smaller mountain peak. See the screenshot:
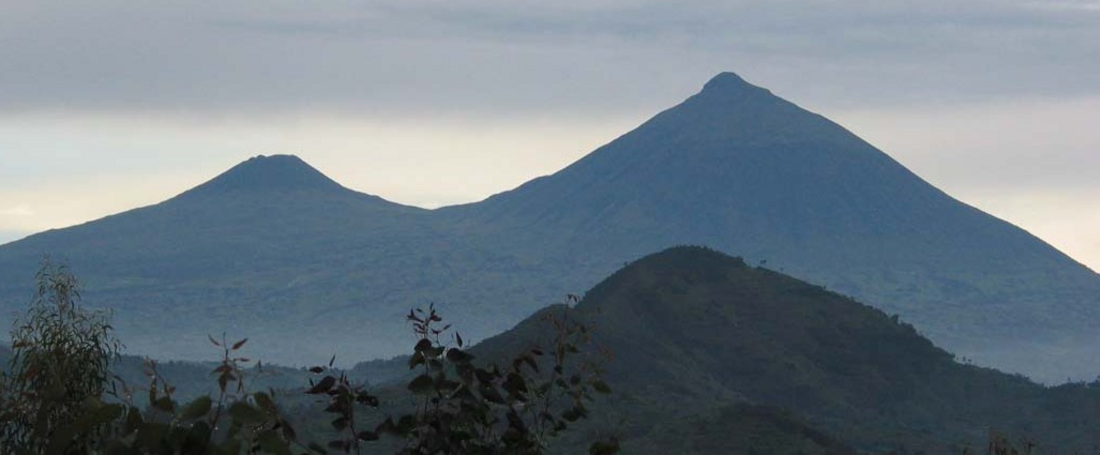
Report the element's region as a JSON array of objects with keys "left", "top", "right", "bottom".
[
  {"left": 234, "top": 154, "right": 317, "bottom": 177},
  {"left": 245, "top": 154, "right": 305, "bottom": 165},
  {"left": 632, "top": 246, "right": 749, "bottom": 273},
  {"left": 698, "top": 72, "right": 767, "bottom": 99},
  {"left": 183, "top": 154, "right": 346, "bottom": 197},
  {"left": 705, "top": 72, "right": 746, "bottom": 87}
]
